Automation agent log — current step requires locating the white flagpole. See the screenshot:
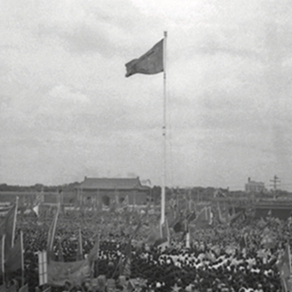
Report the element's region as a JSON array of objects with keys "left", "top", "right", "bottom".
[
  {"left": 20, "top": 230, "right": 24, "bottom": 287},
  {"left": 2, "top": 234, "right": 5, "bottom": 285},
  {"left": 161, "top": 31, "right": 167, "bottom": 234},
  {"left": 12, "top": 197, "right": 19, "bottom": 248}
]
